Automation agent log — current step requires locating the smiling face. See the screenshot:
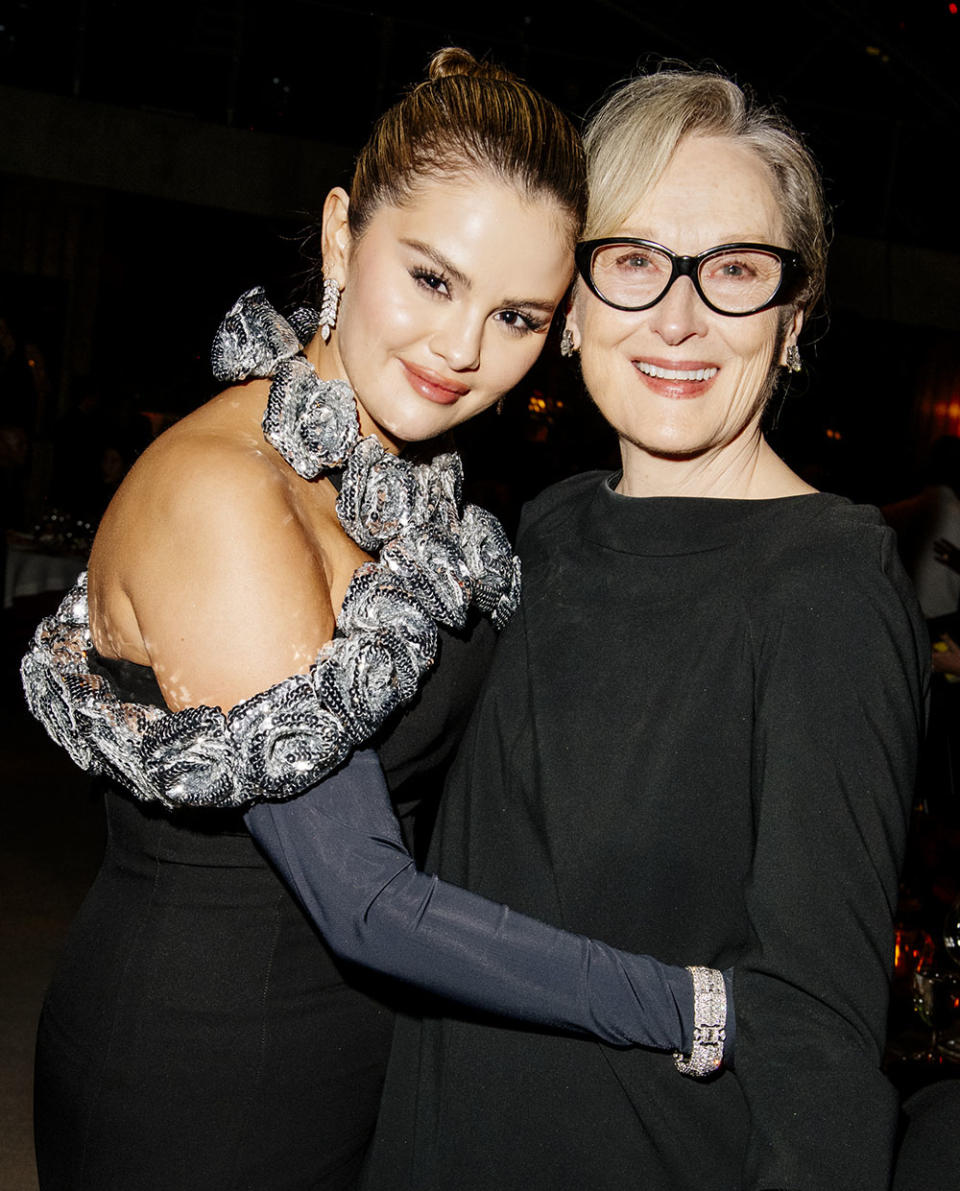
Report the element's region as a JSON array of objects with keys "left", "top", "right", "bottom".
[
  {"left": 568, "top": 135, "right": 803, "bottom": 492},
  {"left": 315, "top": 173, "right": 574, "bottom": 451}
]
